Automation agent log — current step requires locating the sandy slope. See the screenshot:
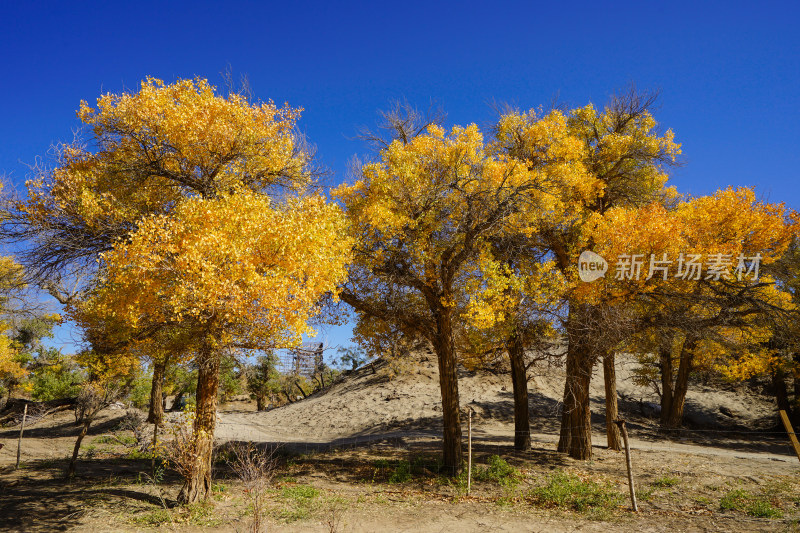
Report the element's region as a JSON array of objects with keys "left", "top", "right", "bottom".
[{"left": 216, "top": 349, "right": 783, "bottom": 458}]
